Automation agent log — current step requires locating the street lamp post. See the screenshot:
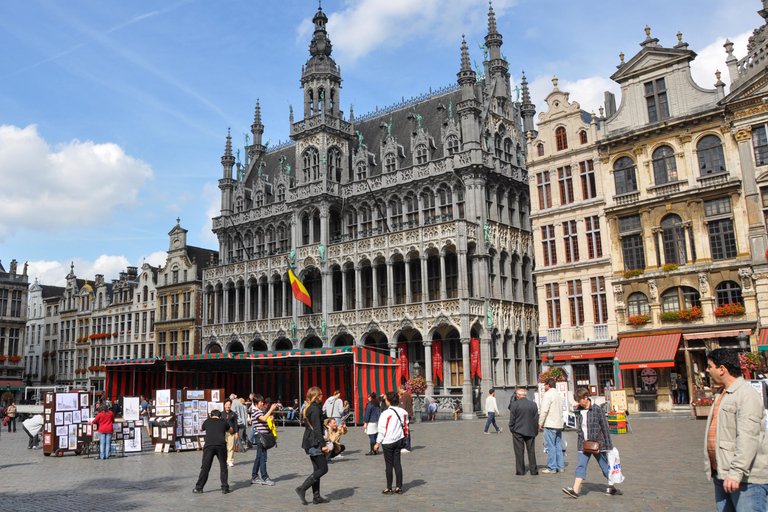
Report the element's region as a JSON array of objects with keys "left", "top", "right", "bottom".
[{"left": 737, "top": 331, "right": 749, "bottom": 351}]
